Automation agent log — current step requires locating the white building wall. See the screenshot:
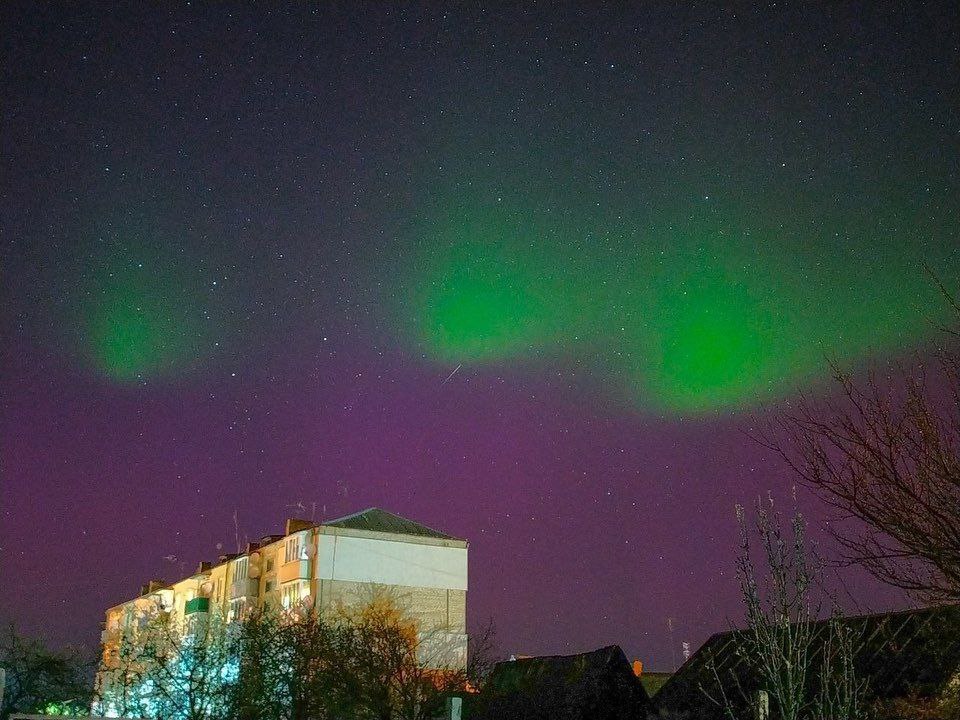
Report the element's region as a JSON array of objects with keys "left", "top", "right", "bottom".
[{"left": 315, "top": 534, "right": 468, "bottom": 591}]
